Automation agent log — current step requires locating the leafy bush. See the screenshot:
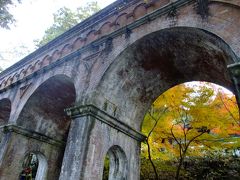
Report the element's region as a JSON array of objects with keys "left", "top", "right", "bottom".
[{"left": 141, "top": 154, "right": 240, "bottom": 179}]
